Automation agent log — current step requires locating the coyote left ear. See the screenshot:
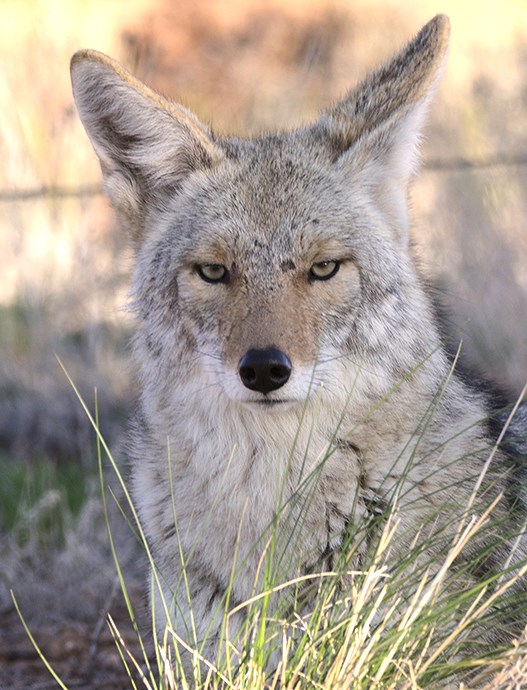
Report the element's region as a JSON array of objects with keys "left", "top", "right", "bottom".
[
  {"left": 315, "top": 14, "right": 450, "bottom": 241},
  {"left": 71, "top": 50, "right": 224, "bottom": 246}
]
